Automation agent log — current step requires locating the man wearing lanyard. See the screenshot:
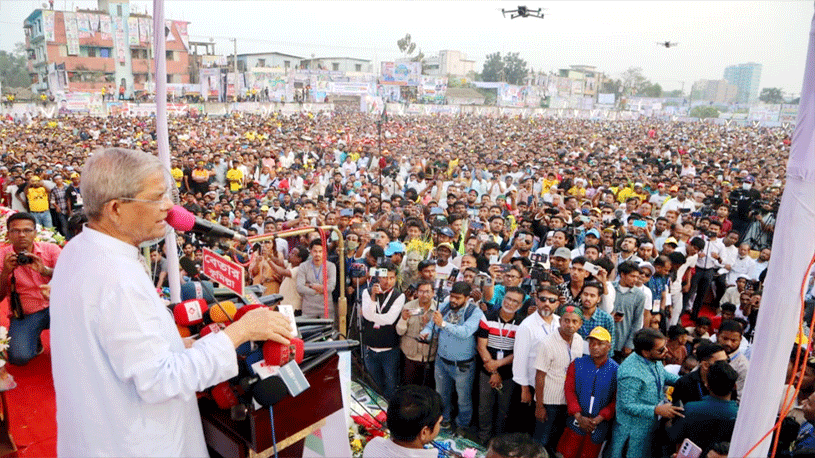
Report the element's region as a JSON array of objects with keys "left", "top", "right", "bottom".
[
  {"left": 419, "top": 281, "right": 484, "bottom": 439},
  {"left": 361, "top": 261, "right": 405, "bottom": 401},
  {"left": 533, "top": 305, "right": 584, "bottom": 454},
  {"left": 557, "top": 326, "right": 618, "bottom": 458},
  {"left": 512, "top": 285, "right": 562, "bottom": 435},
  {"left": 475, "top": 286, "right": 525, "bottom": 445},
  {"left": 609, "top": 328, "right": 684, "bottom": 458}
]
